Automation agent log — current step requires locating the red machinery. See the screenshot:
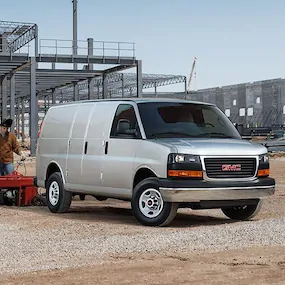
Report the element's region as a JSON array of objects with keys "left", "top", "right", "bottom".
[{"left": 0, "top": 163, "right": 46, "bottom": 206}]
